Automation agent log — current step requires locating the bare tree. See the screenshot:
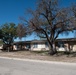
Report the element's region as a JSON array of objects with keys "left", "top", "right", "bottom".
[
  {"left": 71, "top": 4, "right": 76, "bottom": 17},
  {"left": 22, "top": 0, "right": 75, "bottom": 55},
  {"left": 70, "top": 3, "right": 76, "bottom": 38},
  {"left": 17, "top": 24, "right": 27, "bottom": 40}
]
